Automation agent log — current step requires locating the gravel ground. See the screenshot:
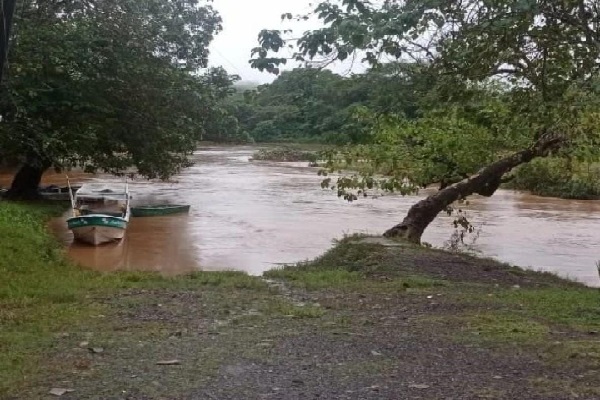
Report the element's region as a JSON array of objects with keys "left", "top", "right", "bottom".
[{"left": 8, "top": 241, "right": 600, "bottom": 400}]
